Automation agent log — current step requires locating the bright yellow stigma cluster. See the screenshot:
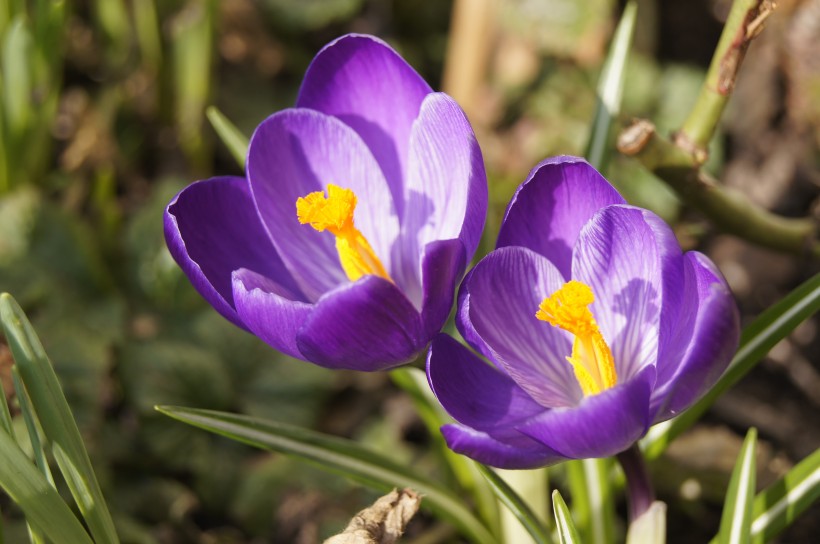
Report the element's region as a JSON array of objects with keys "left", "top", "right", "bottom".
[
  {"left": 536, "top": 280, "right": 617, "bottom": 397},
  {"left": 296, "top": 184, "right": 391, "bottom": 282}
]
